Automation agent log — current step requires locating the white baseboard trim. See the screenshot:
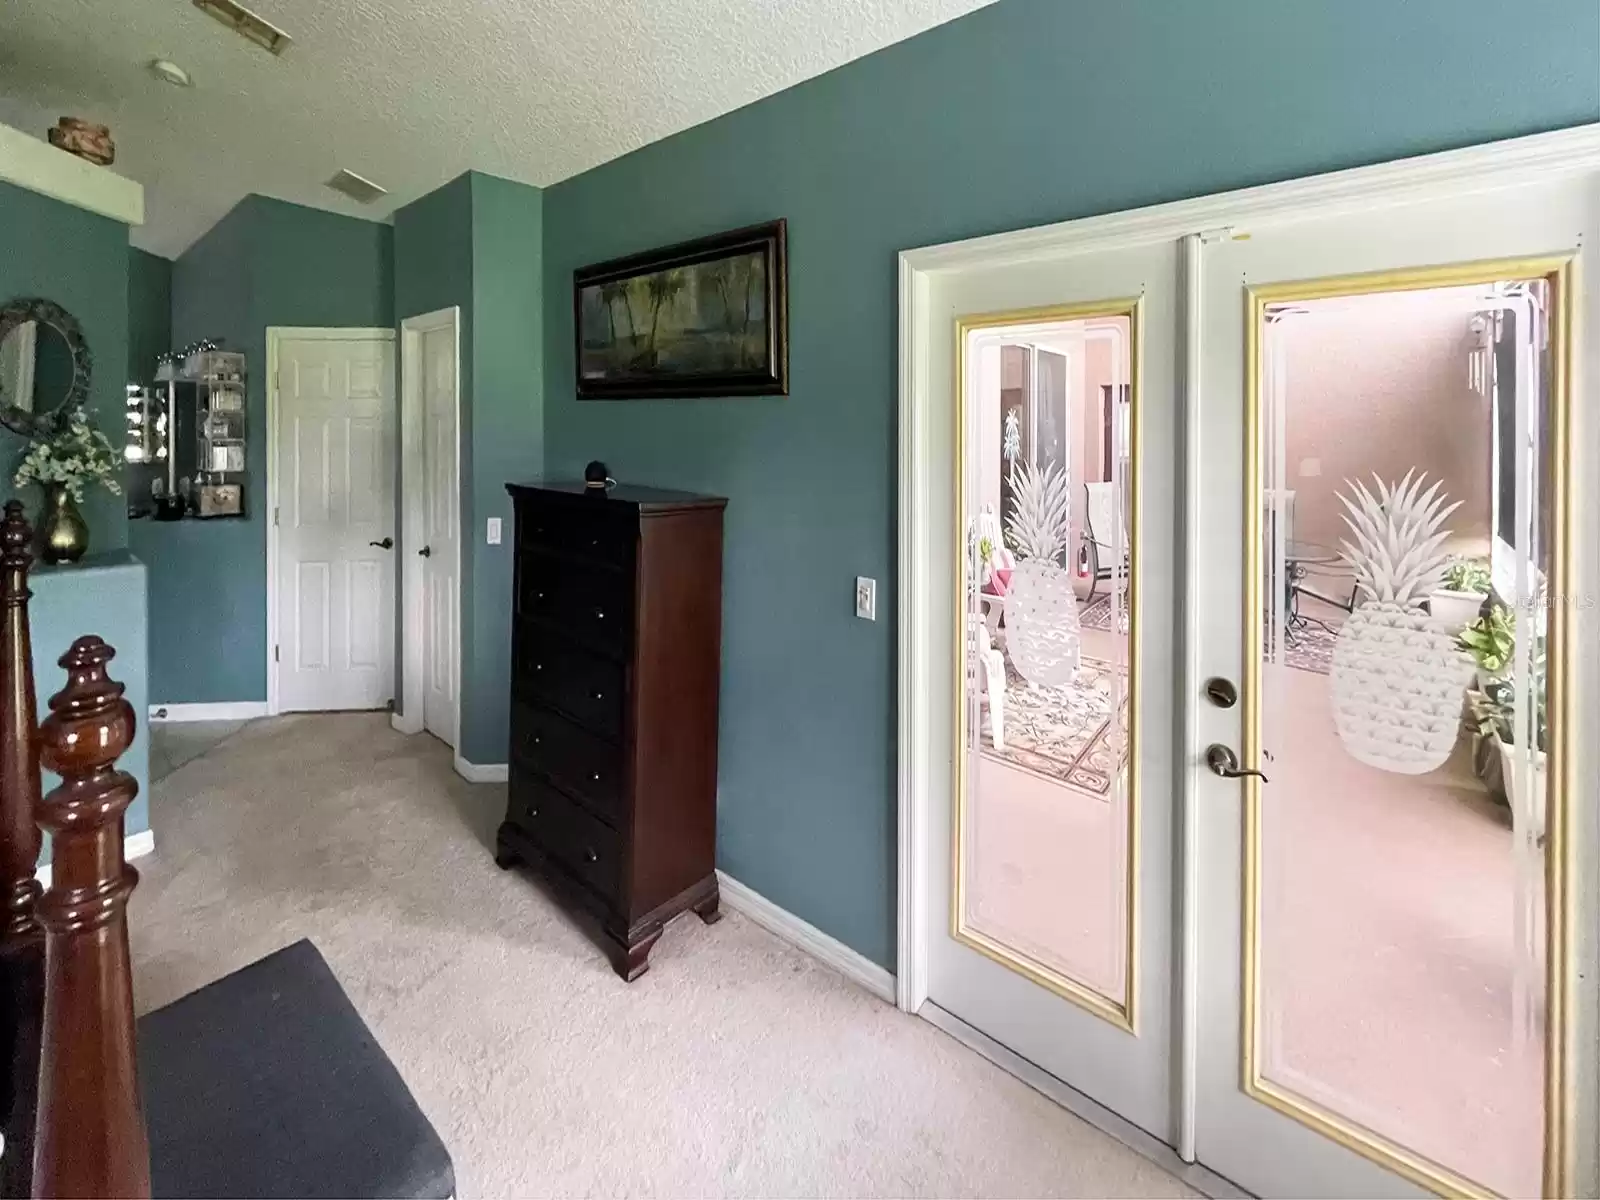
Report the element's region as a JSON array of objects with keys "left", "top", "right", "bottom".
[
  {"left": 149, "top": 702, "right": 268, "bottom": 722},
  {"left": 390, "top": 711, "right": 424, "bottom": 735},
  {"left": 36, "top": 829, "right": 155, "bottom": 889},
  {"left": 716, "top": 870, "right": 896, "bottom": 1004},
  {"left": 453, "top": 755, "right": 507, "bottom": 783}
]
